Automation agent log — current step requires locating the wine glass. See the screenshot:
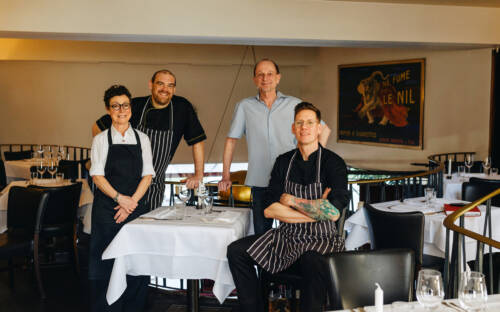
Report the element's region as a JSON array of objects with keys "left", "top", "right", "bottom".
[
  {"left": 458, "top": 271, "right": 488, "bottom": 311},
  {"left": 176, "top": 184, "right": 190, "bottom": 207},
  {"left": 47, "top": 161, "right": 57, "bottom": 179},
  {"left": 465, "top": 154, "right": 474, "bottom": 173},
  {"left": 37, "top": 161, "right": 46, "bottom": 179},
  {"left": 37, "top": 145, "right": 44, "bottom": 160},
  {"left": 416, "top": 269, "right": 444, "bottom": 310},
  {"left": 57, "top": 146, "right": 65, "bottom": 162},
  {"left": 424, "top": 187, "right": 436, "bottom": 207},
  {"left": 482, "top": 156, "right": 491, "bottom": 175}
]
